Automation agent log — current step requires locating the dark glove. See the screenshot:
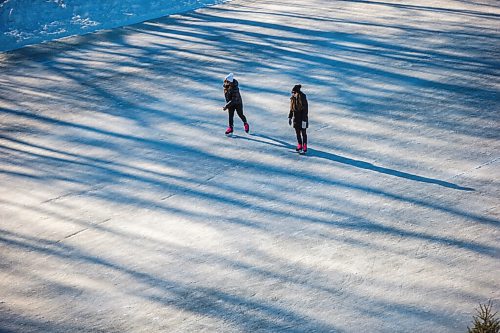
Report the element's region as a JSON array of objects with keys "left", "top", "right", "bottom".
[
  {"left": 288, "top": 118, "right": 292, "bottom": 126},
  {"left": 223, "top": 106, "right": 227, "bottom": 111}
]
